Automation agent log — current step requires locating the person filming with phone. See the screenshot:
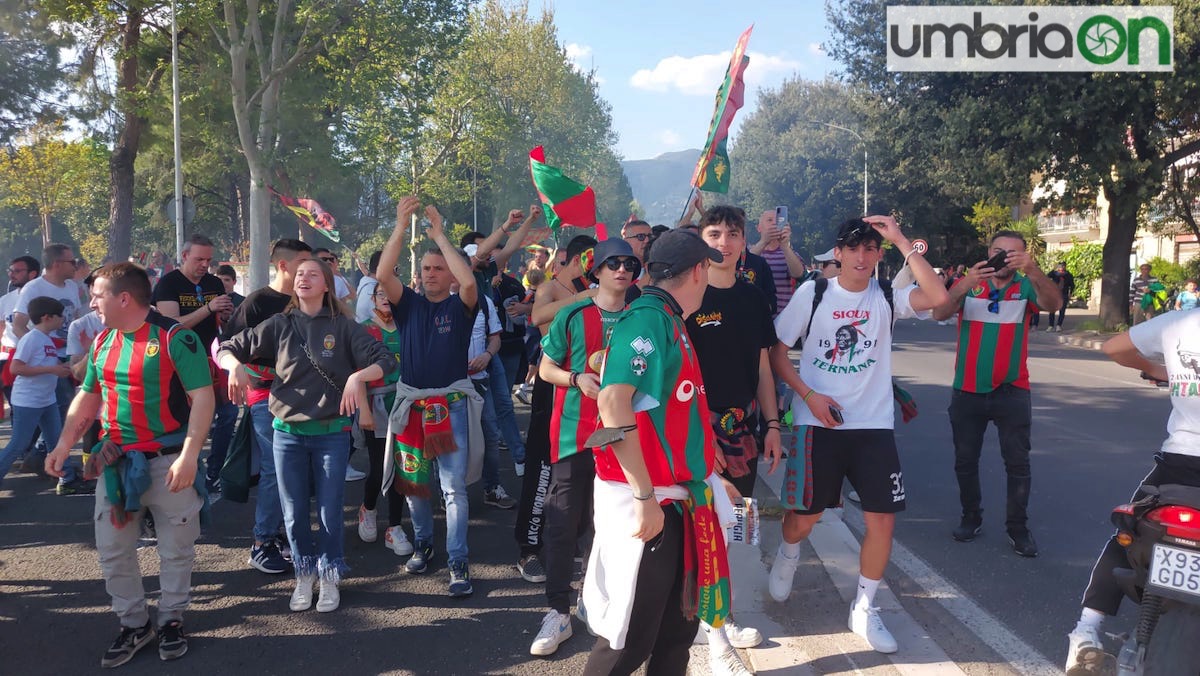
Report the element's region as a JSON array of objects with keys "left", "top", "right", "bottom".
[
  {"left": 750, "top": 206, "right": 806, "bottom": 317},
  {"left": 768, "top": 215, "right": 947, "bottom": 655}
]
